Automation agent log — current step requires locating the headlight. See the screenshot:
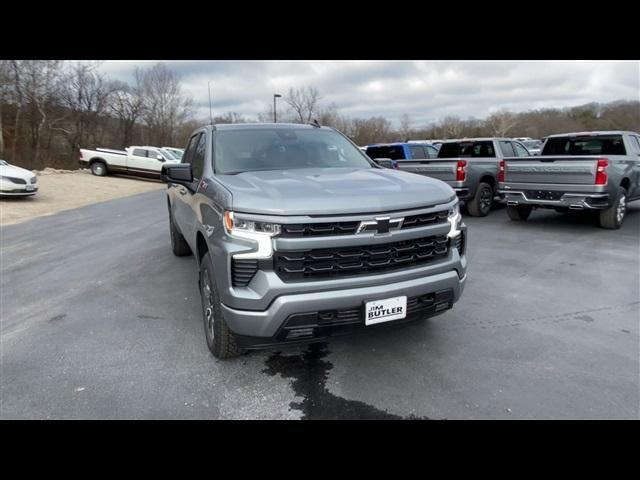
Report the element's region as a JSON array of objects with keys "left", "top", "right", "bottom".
[
  {"left": 224, "top": 211, "right": 280, "bottom": 259},
  {"left": 447, "top": 200, "right": 461, "bottom": 239},
  {"left": 224, "top": 211, "right": 281, "bottom": 236},
  {"left": 448, "top": 201, "right": 459, "bottom": 220}
]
